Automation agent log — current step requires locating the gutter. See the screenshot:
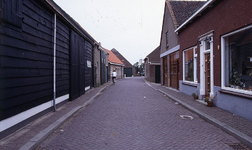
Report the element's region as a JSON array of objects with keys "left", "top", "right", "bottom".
[
  {"left": 53, "top": 13, "right": 57, "bottom": 111},
  {"left": 174, "top": 0, "right": 215, "bottom": 33}
]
